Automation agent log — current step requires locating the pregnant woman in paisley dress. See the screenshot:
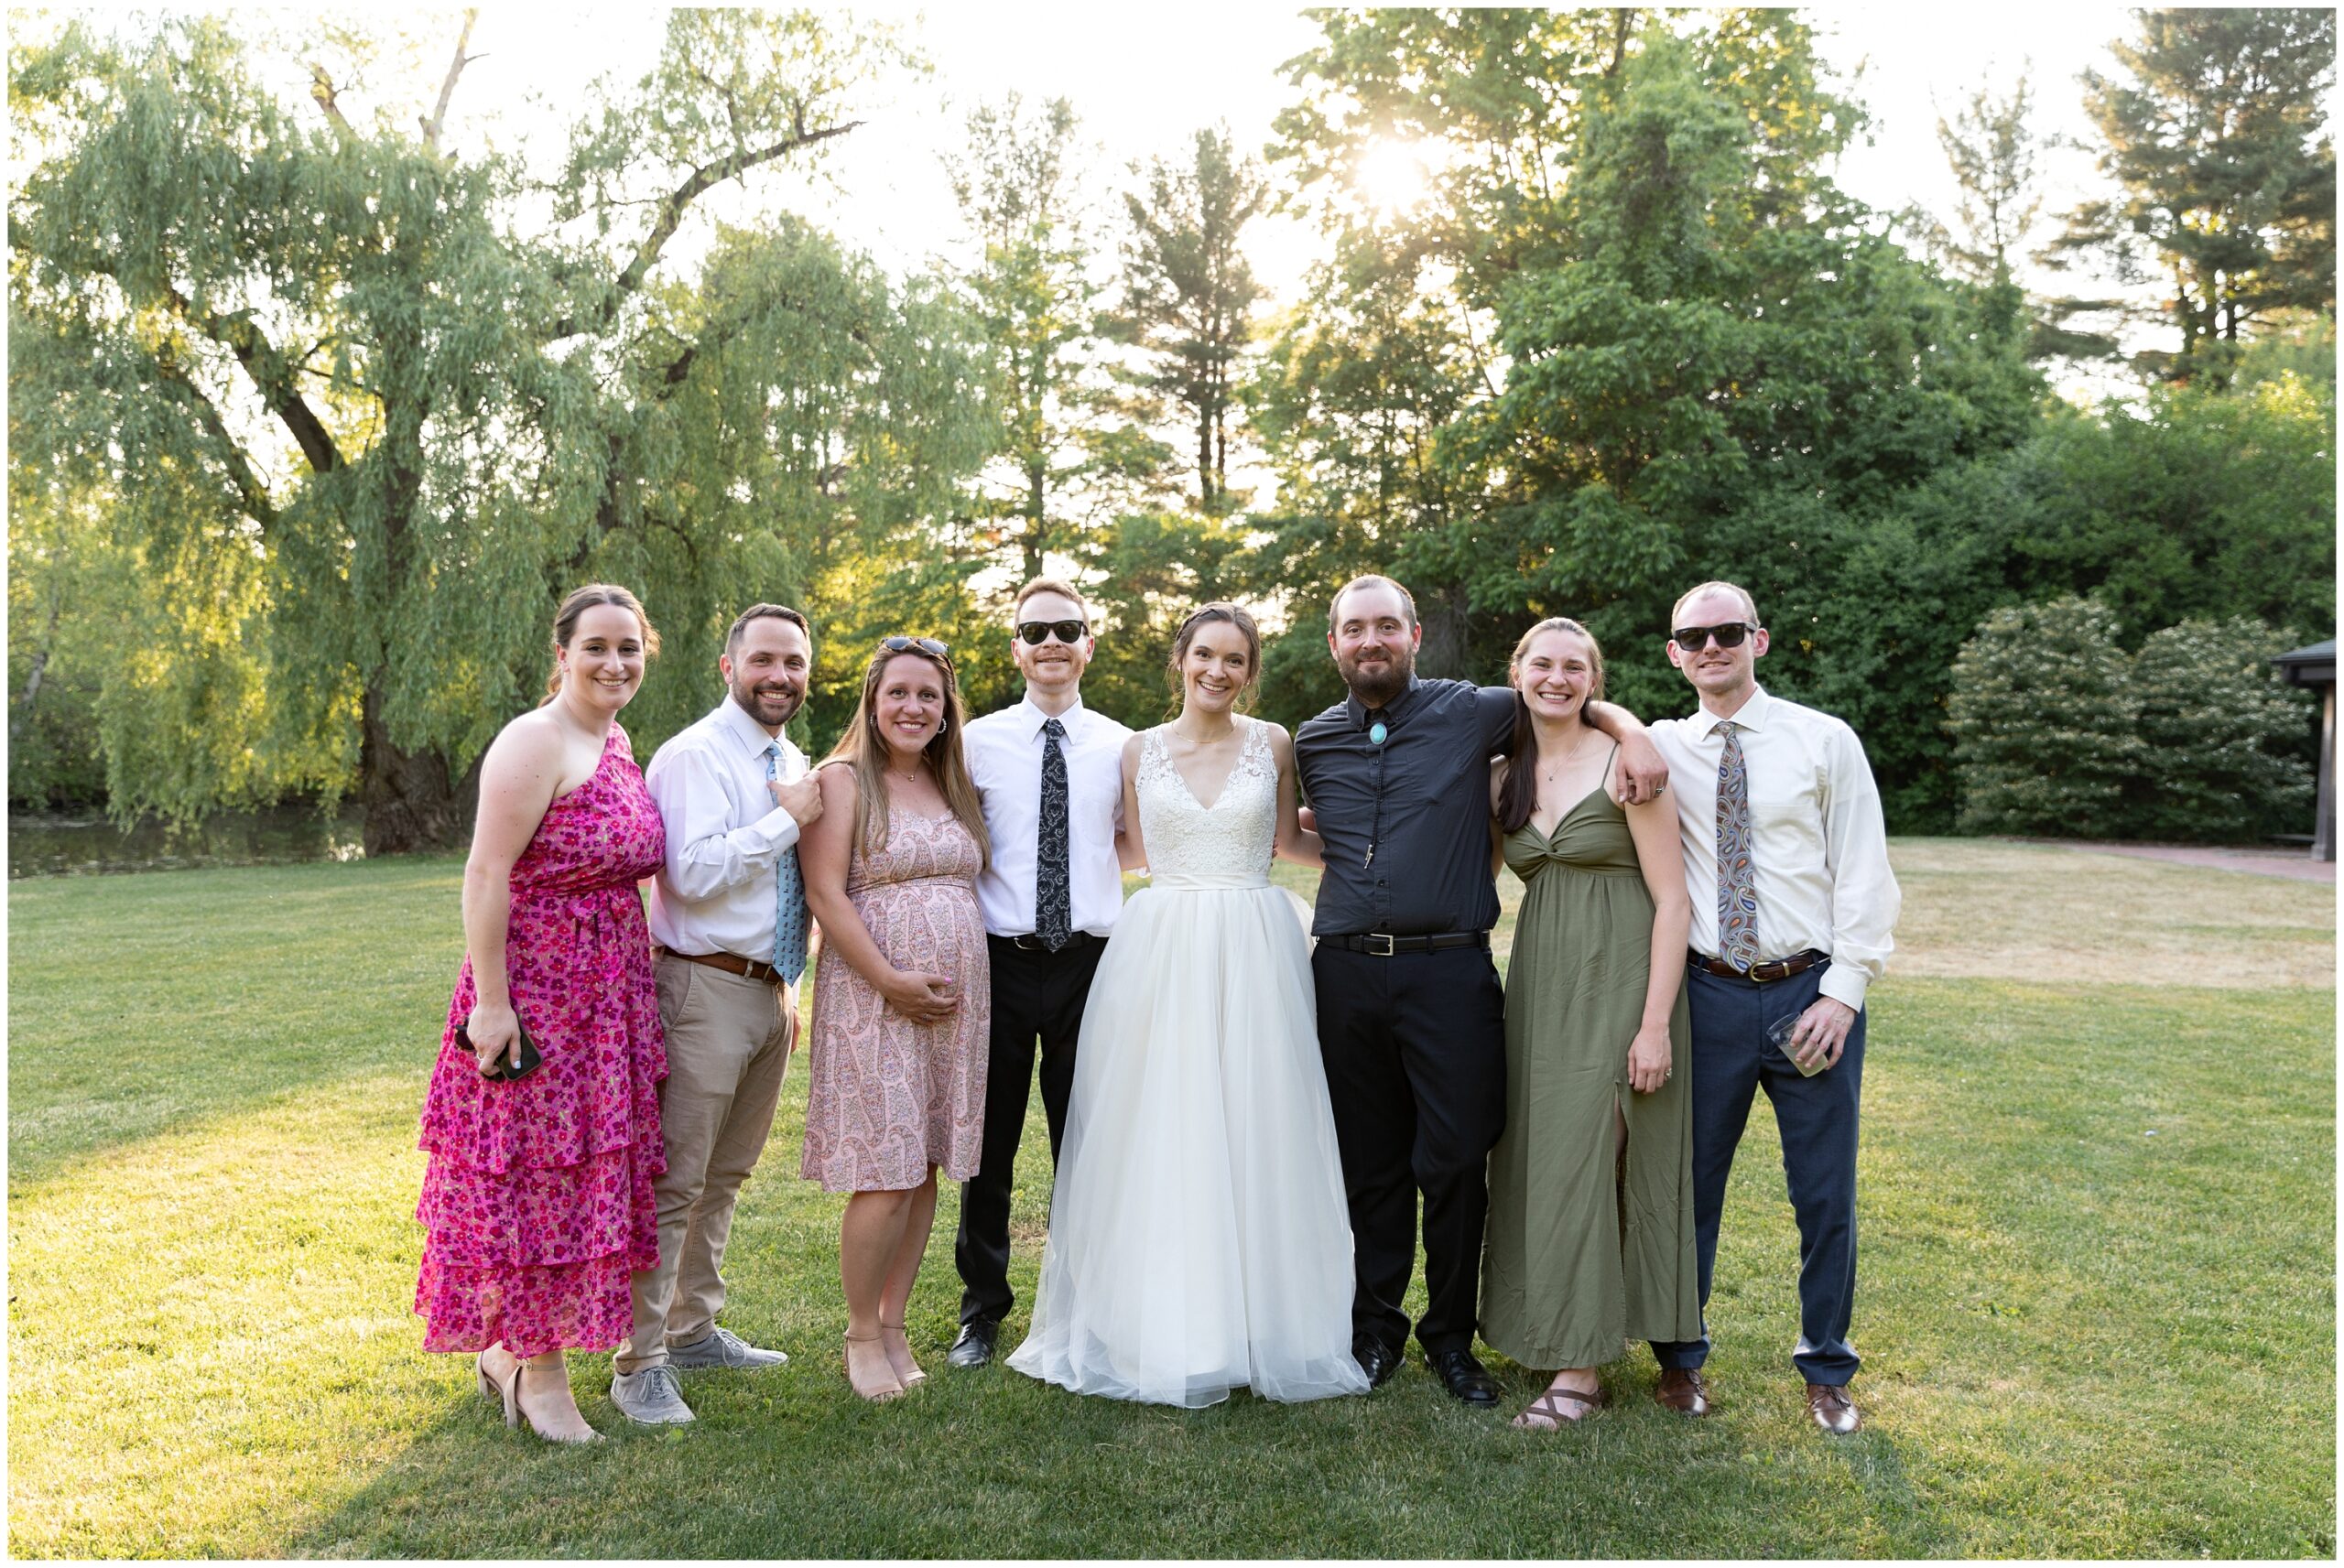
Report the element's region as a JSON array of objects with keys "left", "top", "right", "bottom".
[
  {"left": 1007, "top": 604, "right": 1367, "bottom": 1407},
  {"left": 800, "top": 638, "right": 992, "bottom": 1400},
  {"left": 415, "top": 584, "right": 669, "bottom": 1444}
]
